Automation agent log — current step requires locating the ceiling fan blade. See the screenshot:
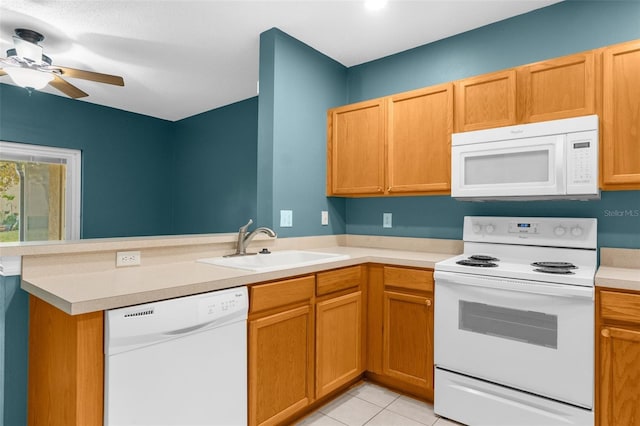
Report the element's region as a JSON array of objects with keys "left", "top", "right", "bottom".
[
  {"left": 55, "top": 66, "right": 124, "bottom": 86},
  {"left": 49, "top": 74, "right": 89, "bottom": 99}
]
